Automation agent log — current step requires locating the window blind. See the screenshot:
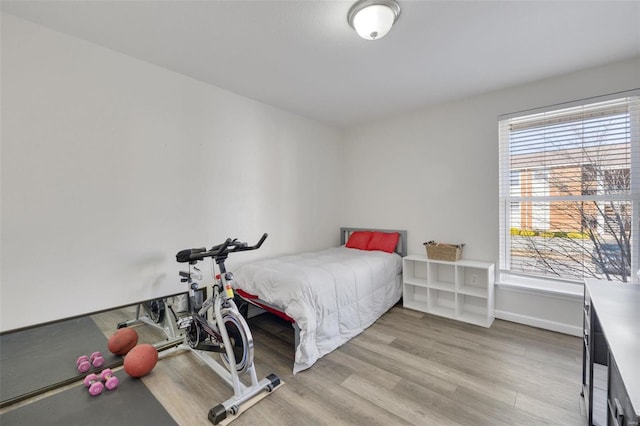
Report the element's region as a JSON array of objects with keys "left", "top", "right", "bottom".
[{"left": 499, "top": 90, "right": 640, "bottom": 283}]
